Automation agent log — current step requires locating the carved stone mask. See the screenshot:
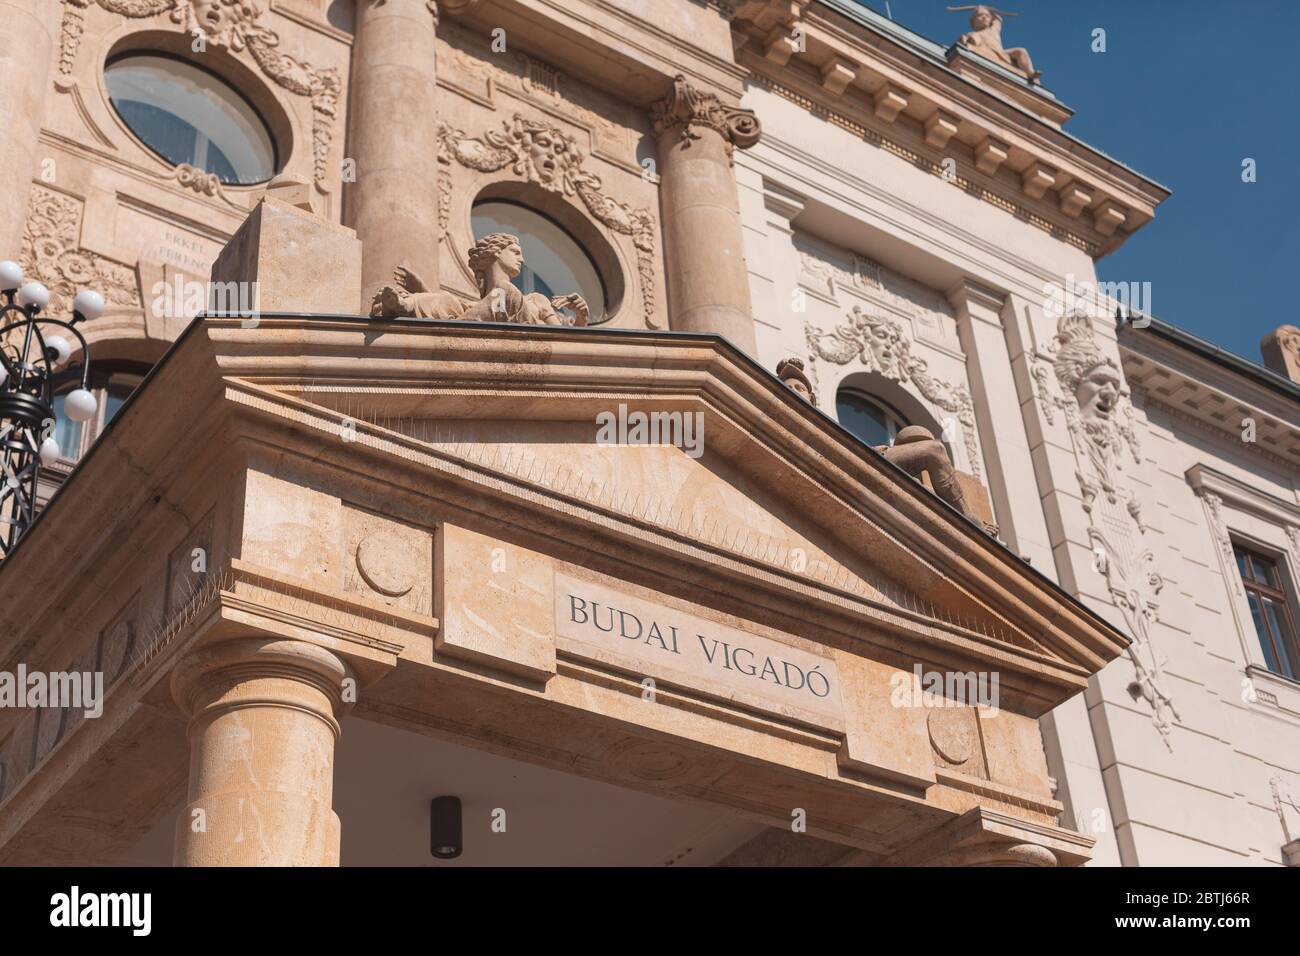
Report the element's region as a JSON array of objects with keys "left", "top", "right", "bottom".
[
  {"left": 1076, "top": 365, "right": 1122, "bottom": 421},
  {"left": 860, "top": 314, "right": 905, "bottom": 375},
  {"left": 184, "top": 0, "right": 260, "bottom": 48},
  {"left": 526, "top": 131, "right": 558, "bottom": 183}
]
